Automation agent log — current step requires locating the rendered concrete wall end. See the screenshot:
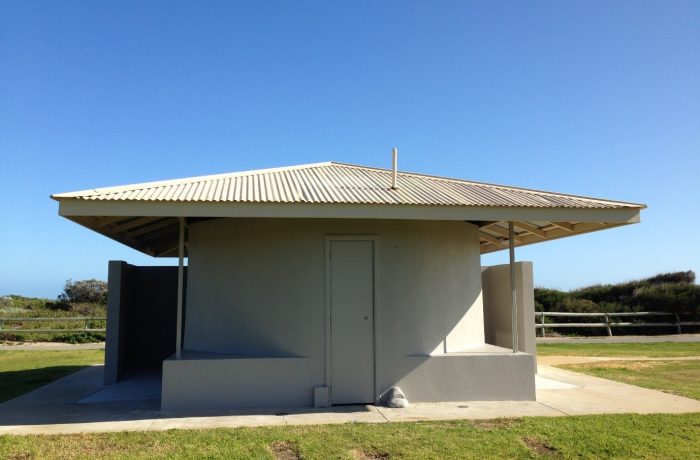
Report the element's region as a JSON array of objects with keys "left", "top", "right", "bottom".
[
  {"left": 104, "top": 261, "right": 127, "bottom": 385},
  {"left": 392, "top": 353, "right": 536, "bottom": 401},
  {"left": 481, "top": 262, "right": 536, "bottom": 355},
  {"left": 161, "top": 357, "right": 319, "bottom": 412}
]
